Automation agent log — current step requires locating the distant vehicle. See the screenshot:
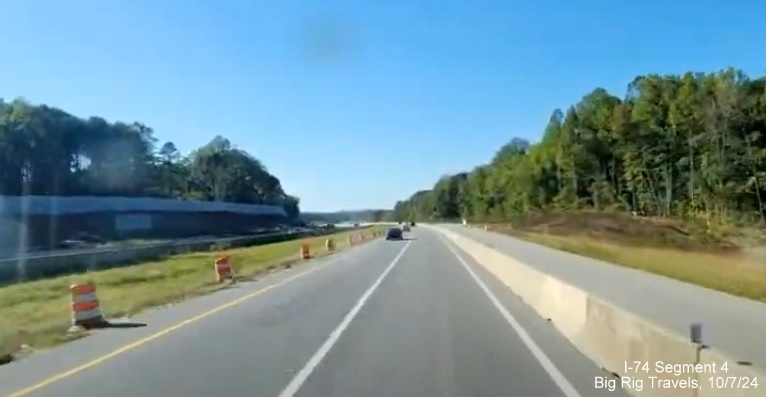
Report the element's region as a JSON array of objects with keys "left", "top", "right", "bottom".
[
  {"left": 71, "top": 232, "right": 104, "bottom": 243},
  {"left": 410, "top": 221, "right": 416, "bottom": 226},
  {"left": 386, "top": 227, "right": 403, "bottom": 240},
  {"left": 58, "top": 240, "right": 95, "bottom": 250},
  {"left": 402, "top": 224, "right": 411, "bottom": 232},
  {"left": 58, "top": 232, "right": 104, "bottom": 250},
  {"left": 293, "top": 227, "right": 313, "bottom": 234}
]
